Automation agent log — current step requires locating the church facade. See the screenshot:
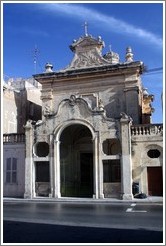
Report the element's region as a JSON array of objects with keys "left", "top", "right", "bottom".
[
  {"left": 17, "top": 32, "right": 163, "bottom": 200},
  {"left": 24, "top": 34, "right": 163, "bottom": 200}
]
